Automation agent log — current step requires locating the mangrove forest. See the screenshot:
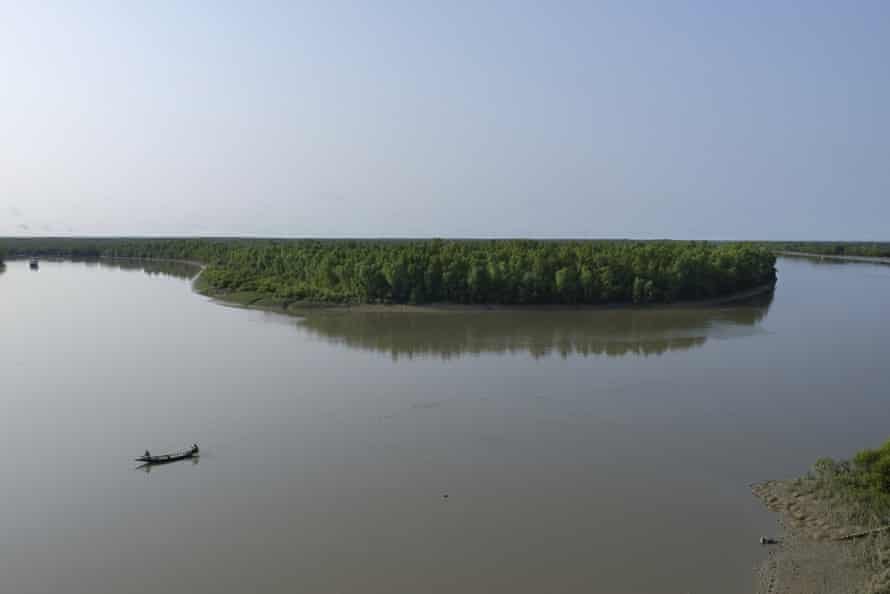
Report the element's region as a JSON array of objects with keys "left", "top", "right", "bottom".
[{"left": 0, "top": 238, "right": 776, "bottom": 306}]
